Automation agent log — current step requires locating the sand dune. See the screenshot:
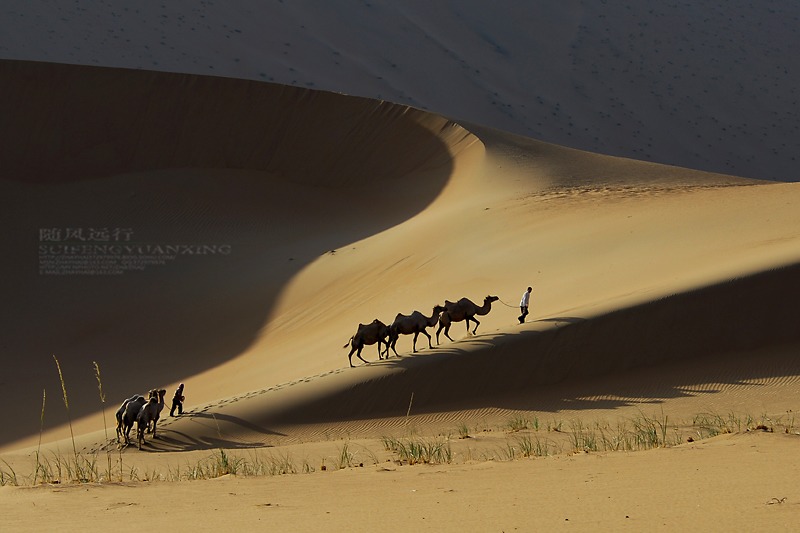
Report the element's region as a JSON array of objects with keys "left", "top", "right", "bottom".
[
  {"left": 2, "top": 55, "right": 800, "bottom": 529},
  {"left": 3, "top": 59, "right": 800, "bottom": 453},
  {"left": 0, "top": 59, "right": 473, "bottom": 448}
]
